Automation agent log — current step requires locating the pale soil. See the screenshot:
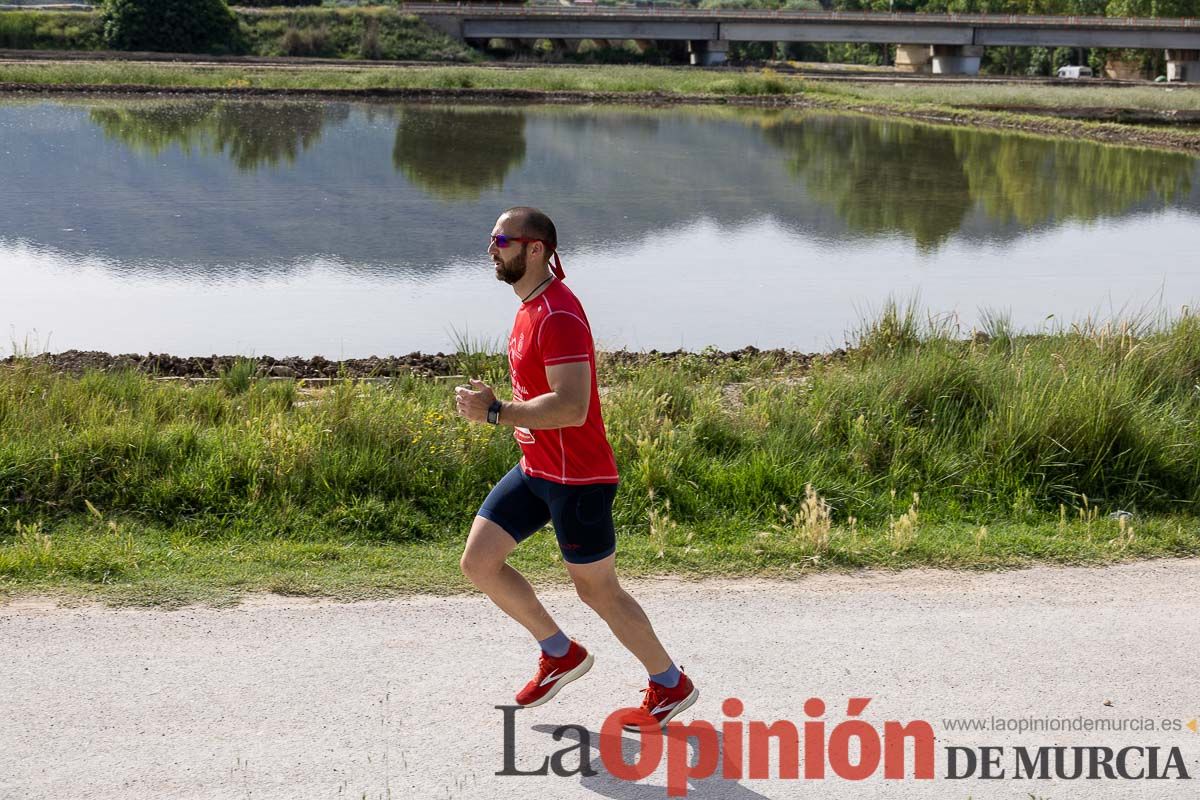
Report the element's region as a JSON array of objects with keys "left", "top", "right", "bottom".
[{"left": 3, "top": 559, "right": 1199, "bottom": 799}]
